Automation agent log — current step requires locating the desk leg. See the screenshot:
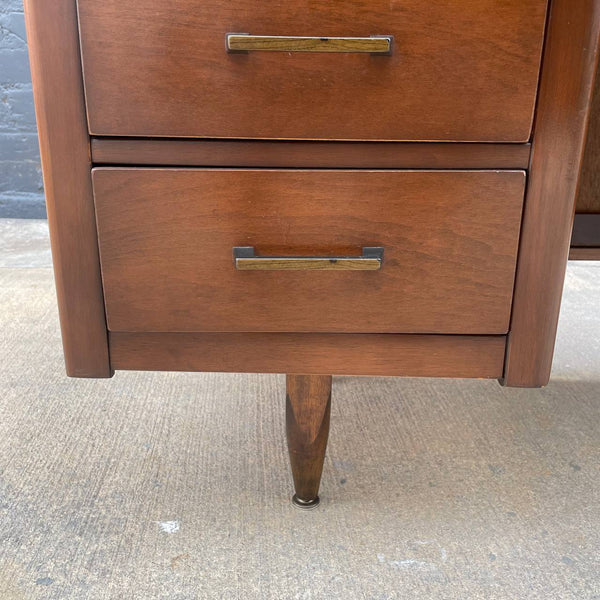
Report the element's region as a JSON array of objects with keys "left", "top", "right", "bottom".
[{"left": 286, "top": 374, "right": 332, "bottom": 509}]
